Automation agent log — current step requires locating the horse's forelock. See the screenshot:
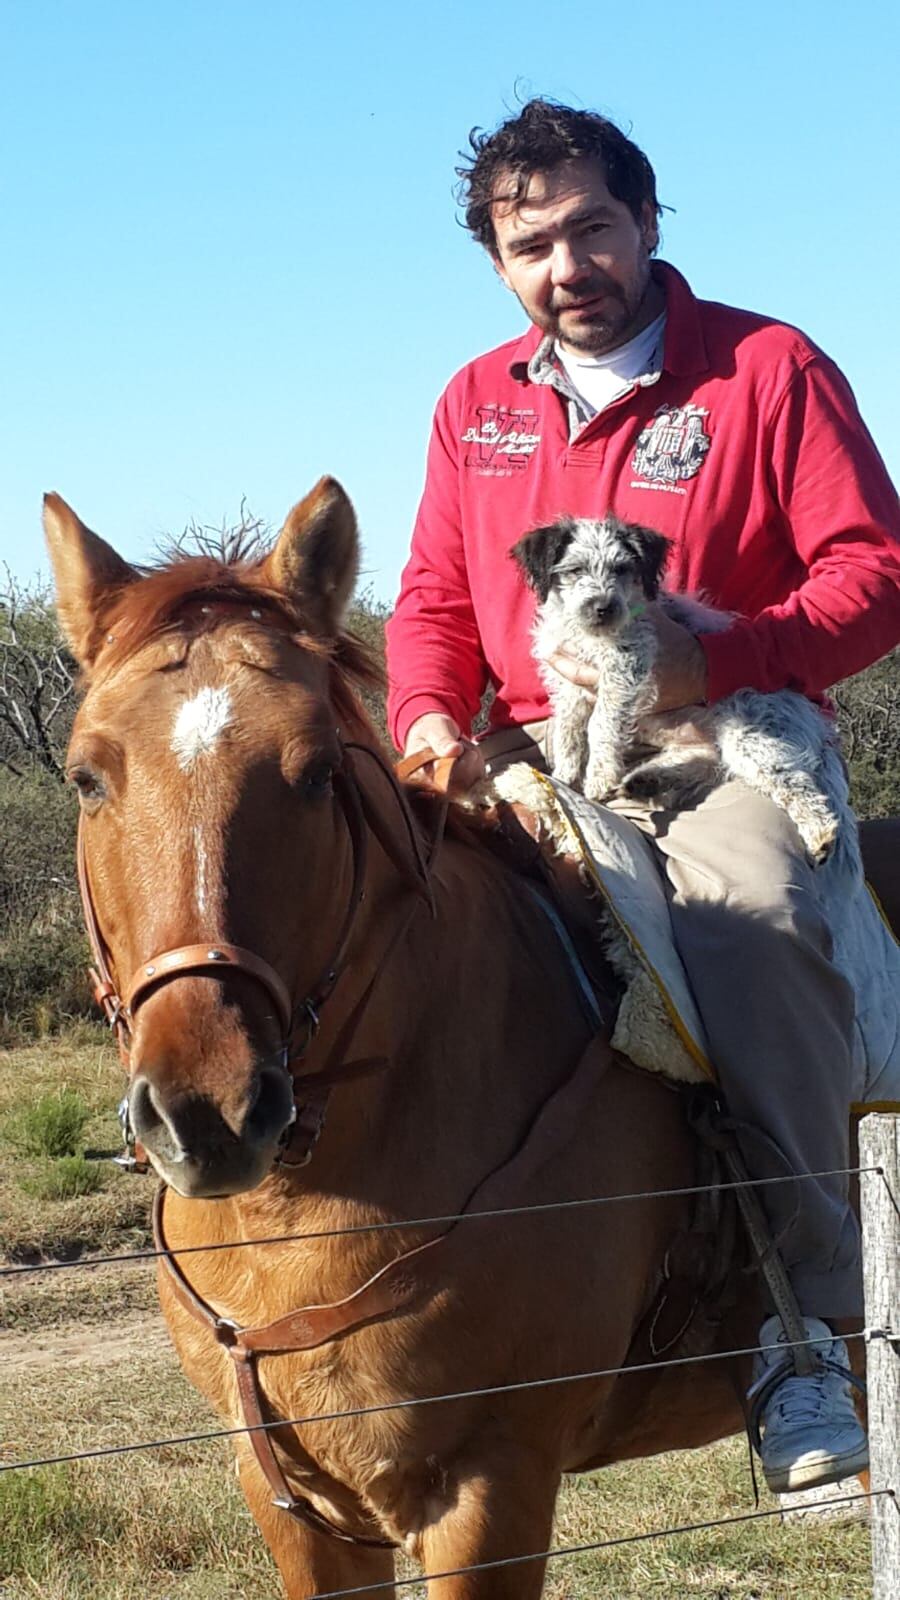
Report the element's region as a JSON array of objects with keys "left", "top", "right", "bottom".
[{"left": 88, "top": 554, "right": 383, "bottom": 715}]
